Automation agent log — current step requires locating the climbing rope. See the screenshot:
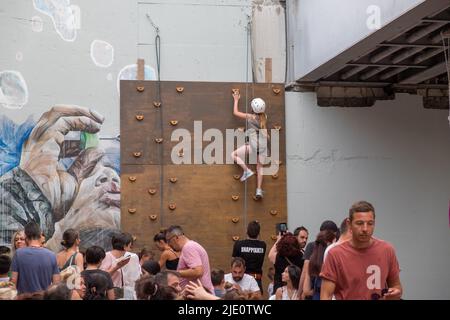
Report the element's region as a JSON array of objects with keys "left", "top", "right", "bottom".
[{"left": 146, "top": 14, "right": 164, "bottom": 226}]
